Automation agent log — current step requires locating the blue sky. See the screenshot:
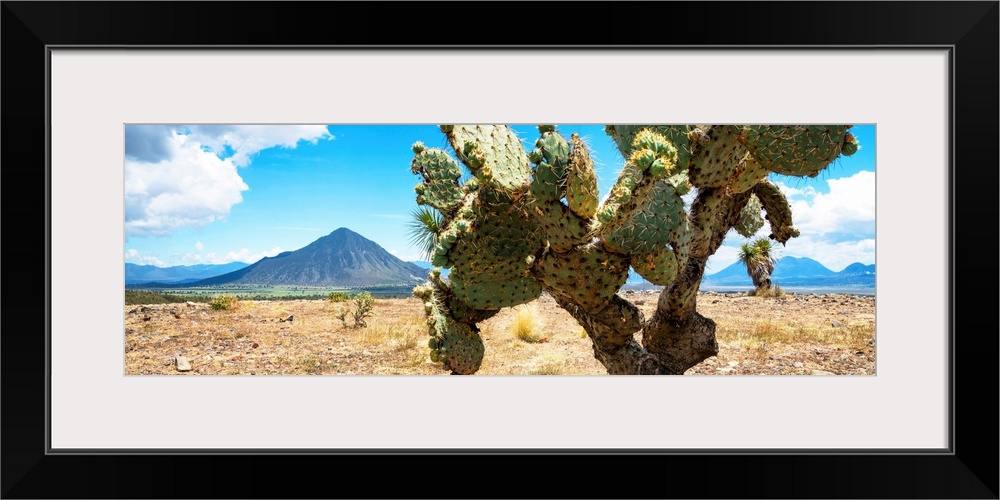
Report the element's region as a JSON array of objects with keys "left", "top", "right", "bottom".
[{"left": 124, "top": 124, "right": 875, "bottom": 274}]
